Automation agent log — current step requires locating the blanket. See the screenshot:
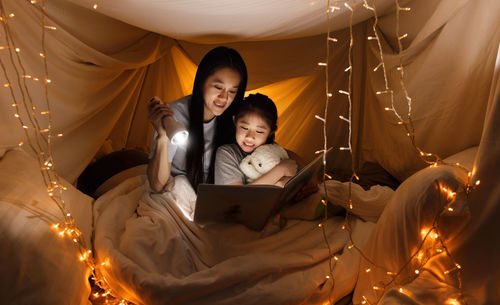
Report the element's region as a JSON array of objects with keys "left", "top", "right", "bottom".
[{"left": 93, "top": 175, "right": 378, "bottom": 305}]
